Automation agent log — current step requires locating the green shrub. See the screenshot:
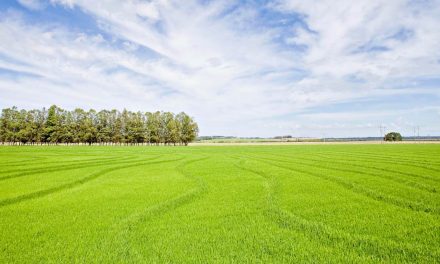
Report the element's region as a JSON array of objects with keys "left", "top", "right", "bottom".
[{"left": 384, "top": 132, "right": 402, "bottom": 141}]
